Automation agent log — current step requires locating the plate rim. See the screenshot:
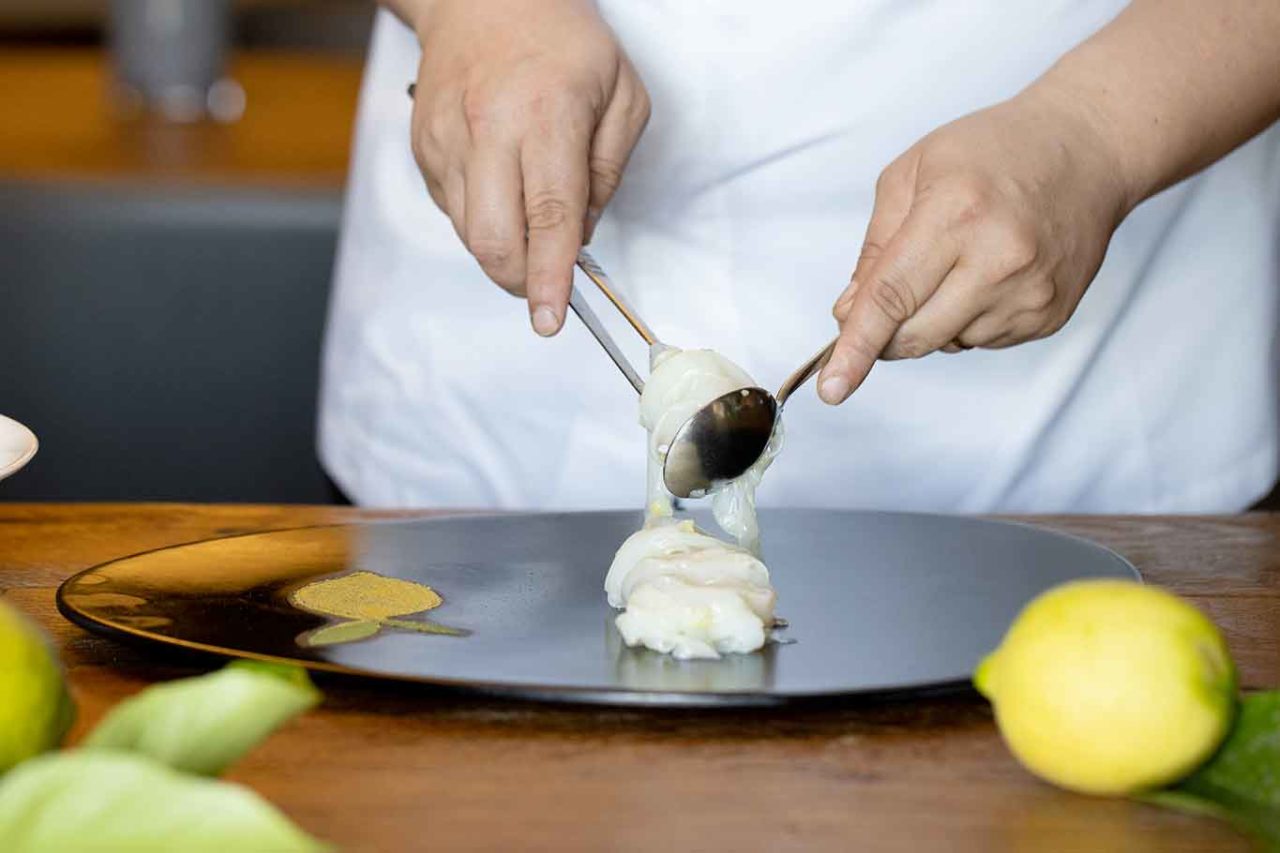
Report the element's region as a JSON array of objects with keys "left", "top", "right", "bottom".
[
  {"left": 55, "top": 509, "right": 1141, "bottom": 707},
  {"left": 0, "top": 413, "right": 38, "bottom": 481}
]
